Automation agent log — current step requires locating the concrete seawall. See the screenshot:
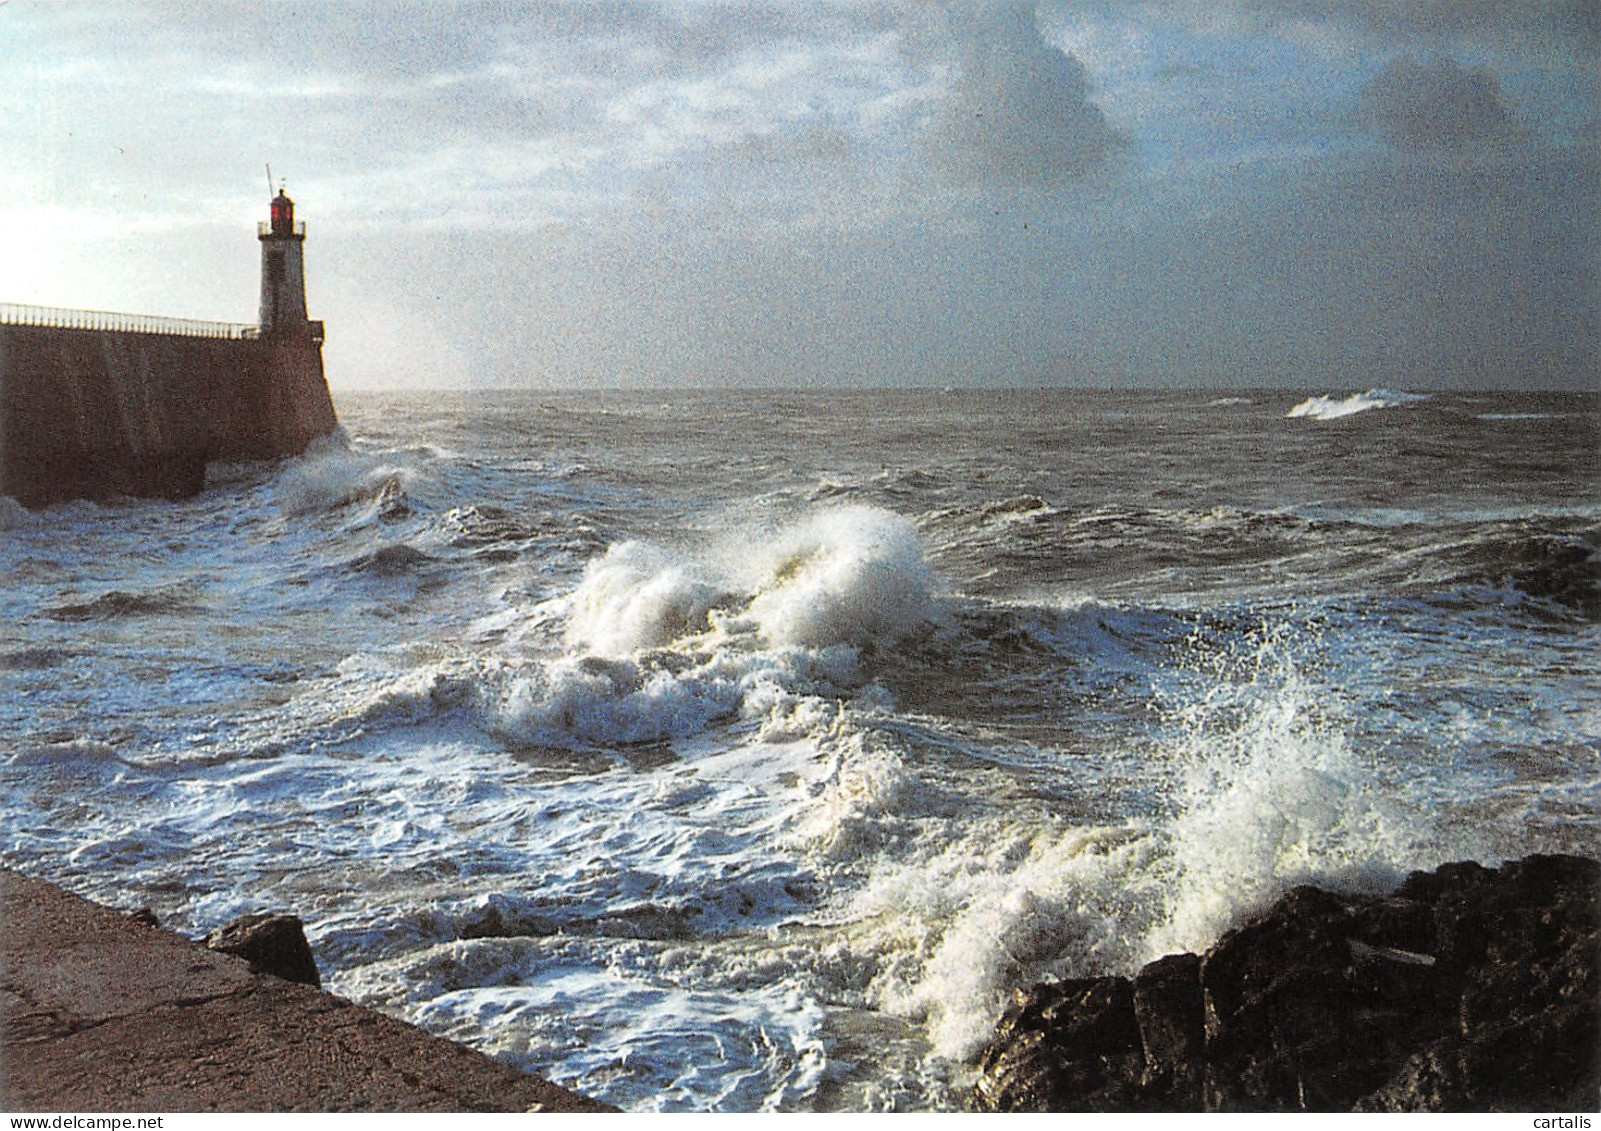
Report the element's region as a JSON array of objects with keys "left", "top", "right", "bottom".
[
  {"left": 0, "top": 324, "right": 338, "bottom": 507},
  {"left": 1, "top": 870, "right": 615, "bottom": 1113}
]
